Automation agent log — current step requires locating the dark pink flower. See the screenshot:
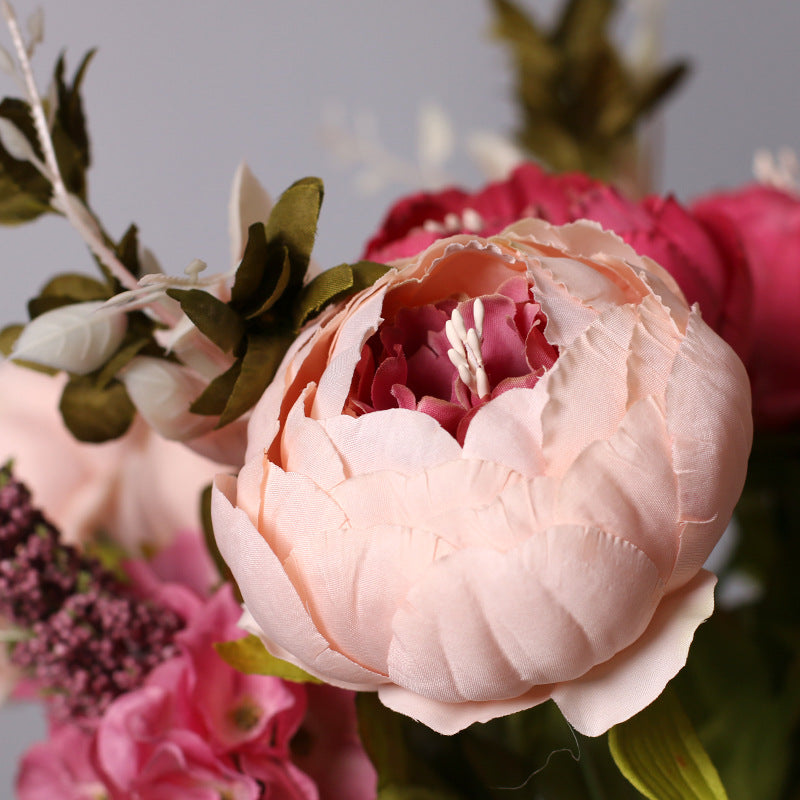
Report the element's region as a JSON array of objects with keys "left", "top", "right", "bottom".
[
  {"left": 363, "top": 162, "right": 752, "bottom": 363},
  {"left": 693, "top": 184, "right": 800, "bottom": 428}
]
